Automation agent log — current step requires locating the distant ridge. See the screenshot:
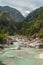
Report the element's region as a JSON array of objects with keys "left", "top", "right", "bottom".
[
  {"left": 0, "top": 6, "right": 24, "bottom": 35},
  {"left": 21, "top": 7, "right": 43, "bottom": 40},
  {"left": 0, "top": 6, "right": 24, "bottom": 22}
]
